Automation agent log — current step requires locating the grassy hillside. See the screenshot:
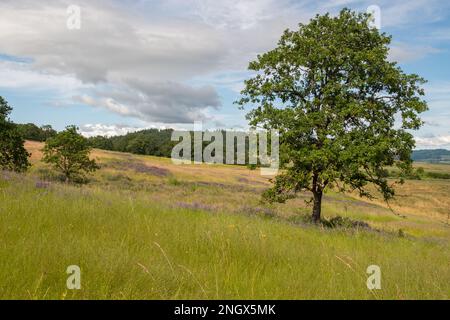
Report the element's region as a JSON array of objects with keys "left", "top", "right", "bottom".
[{"left": 0, "top": 141, "right": 449, "bottom": 299}]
